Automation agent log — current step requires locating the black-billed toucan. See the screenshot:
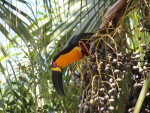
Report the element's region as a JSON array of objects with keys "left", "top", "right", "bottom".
[{"left": 51, "top": 33, "right": 93, "bottom": 96}]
